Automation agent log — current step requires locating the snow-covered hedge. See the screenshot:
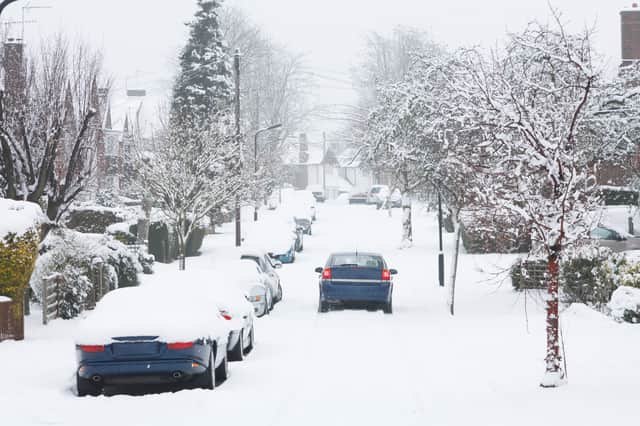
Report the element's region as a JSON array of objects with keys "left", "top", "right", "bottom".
[
  {"left": 65, "top": 204, "right": 134, "bottom": 234},
  {"left": 0, "top": 200, "right": 44, "bottom": 330},
  {"left": 608, "top": 286, "right": 640, "bottom": 323},
  {"left": 460, "top": 208, "right": 531, "bottom": 254},
  {"left": 30, "top": 229, "right": 145, "bottom": 319}
]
